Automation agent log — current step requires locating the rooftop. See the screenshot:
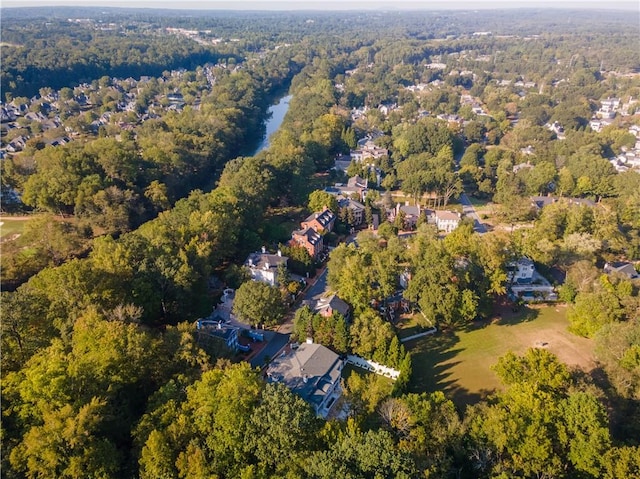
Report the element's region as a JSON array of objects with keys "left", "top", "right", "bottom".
[{"left": 267, "top": 343, "right": 342, "bottom": 410}]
